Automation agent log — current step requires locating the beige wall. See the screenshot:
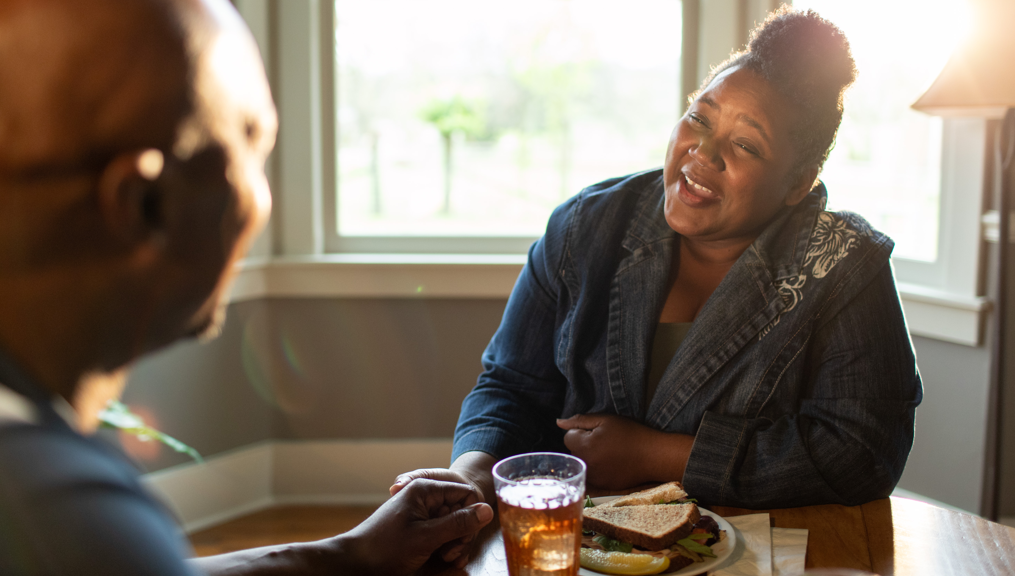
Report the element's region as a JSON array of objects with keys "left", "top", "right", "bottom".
[{"left": 119, "top": 298, "right": 505, "bottom": 472}]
